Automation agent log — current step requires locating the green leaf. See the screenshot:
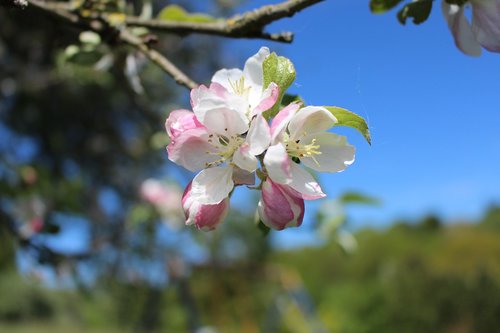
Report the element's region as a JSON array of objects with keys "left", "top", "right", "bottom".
[
  {"left": 370, "top": 0, "right": 404, "bottom": 13},
  {"left": 262, "top": 52, "right": 296, "bottom": 120},
  {"left": 157, "top": 5, "right": 219, "bottom": 23},
  {"left": 324, "top": 106, "right": 371, "bottom": 145},
  {"left": 397, "top": 0, "right": 433, "bottom": 25}
]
